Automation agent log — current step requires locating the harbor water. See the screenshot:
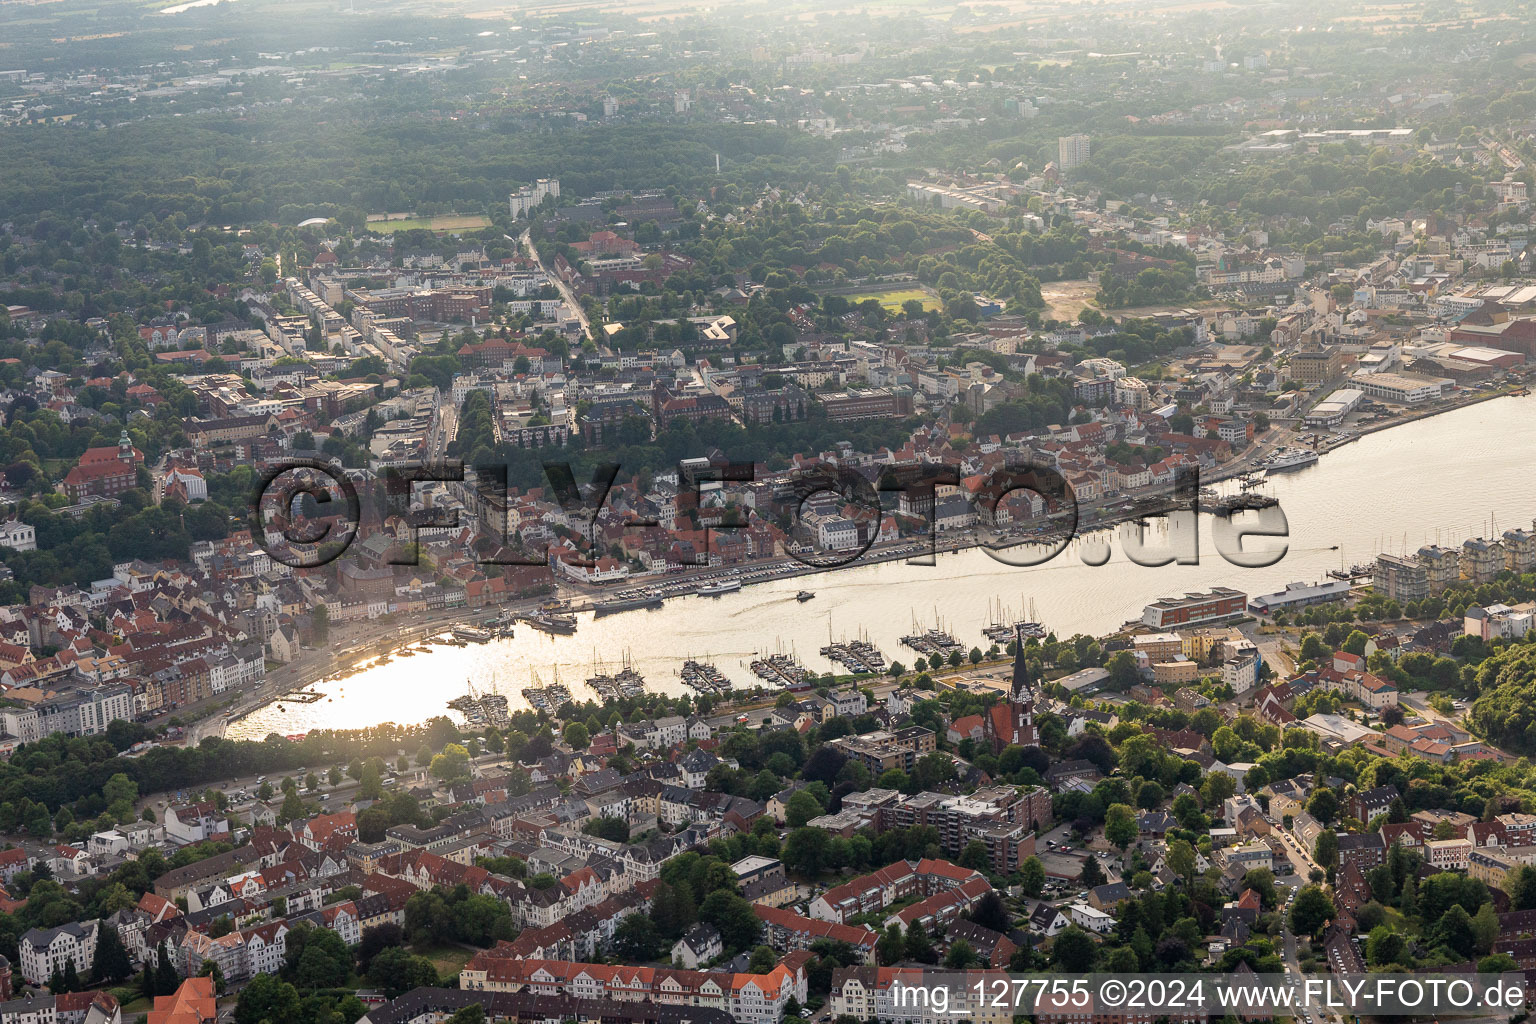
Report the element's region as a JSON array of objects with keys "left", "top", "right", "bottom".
[{"left": 227, "top": 393, "right": 1536, "bottom": 738}]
